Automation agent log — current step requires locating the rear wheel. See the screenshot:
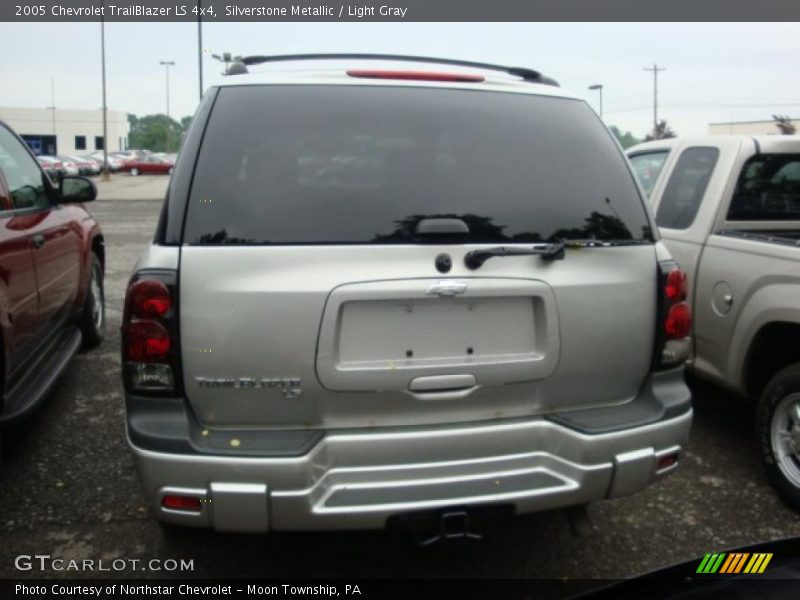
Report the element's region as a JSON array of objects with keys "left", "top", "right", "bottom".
[
  {"left": 168, "top": 167, "right": 174, "bottom": 175},
  {"left": 78, "top": 253, "right": 105, "bottom": 350},
  {"left": 758, "top": 364, "right": 800, "bottom": 511},
  {"left": 130, "top": 167, "right": 139, "bottom": 176}
]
